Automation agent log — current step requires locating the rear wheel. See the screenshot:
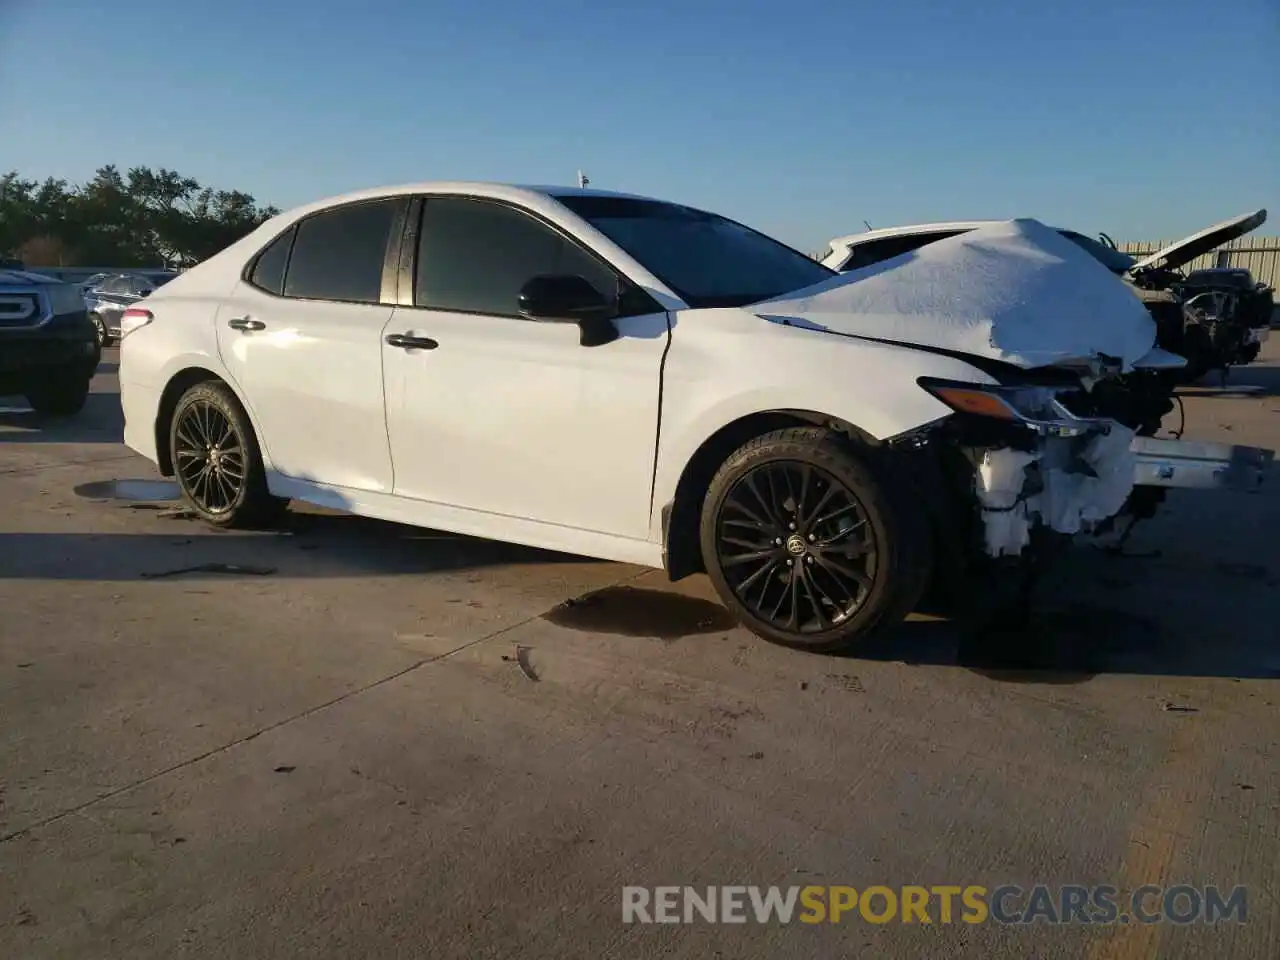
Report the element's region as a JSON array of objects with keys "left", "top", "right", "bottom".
[
  {"left": 90, "top": 313, "right": 112, "bottom": 347},
  {"left": 25, "top": 373, "right": 91, "bottom": 416},
  {"left": 169, "top": 381, "right": 287, "bottom": 528},
  {"left": 699, "top": 427, "right": 931, "bottom": 653}
]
